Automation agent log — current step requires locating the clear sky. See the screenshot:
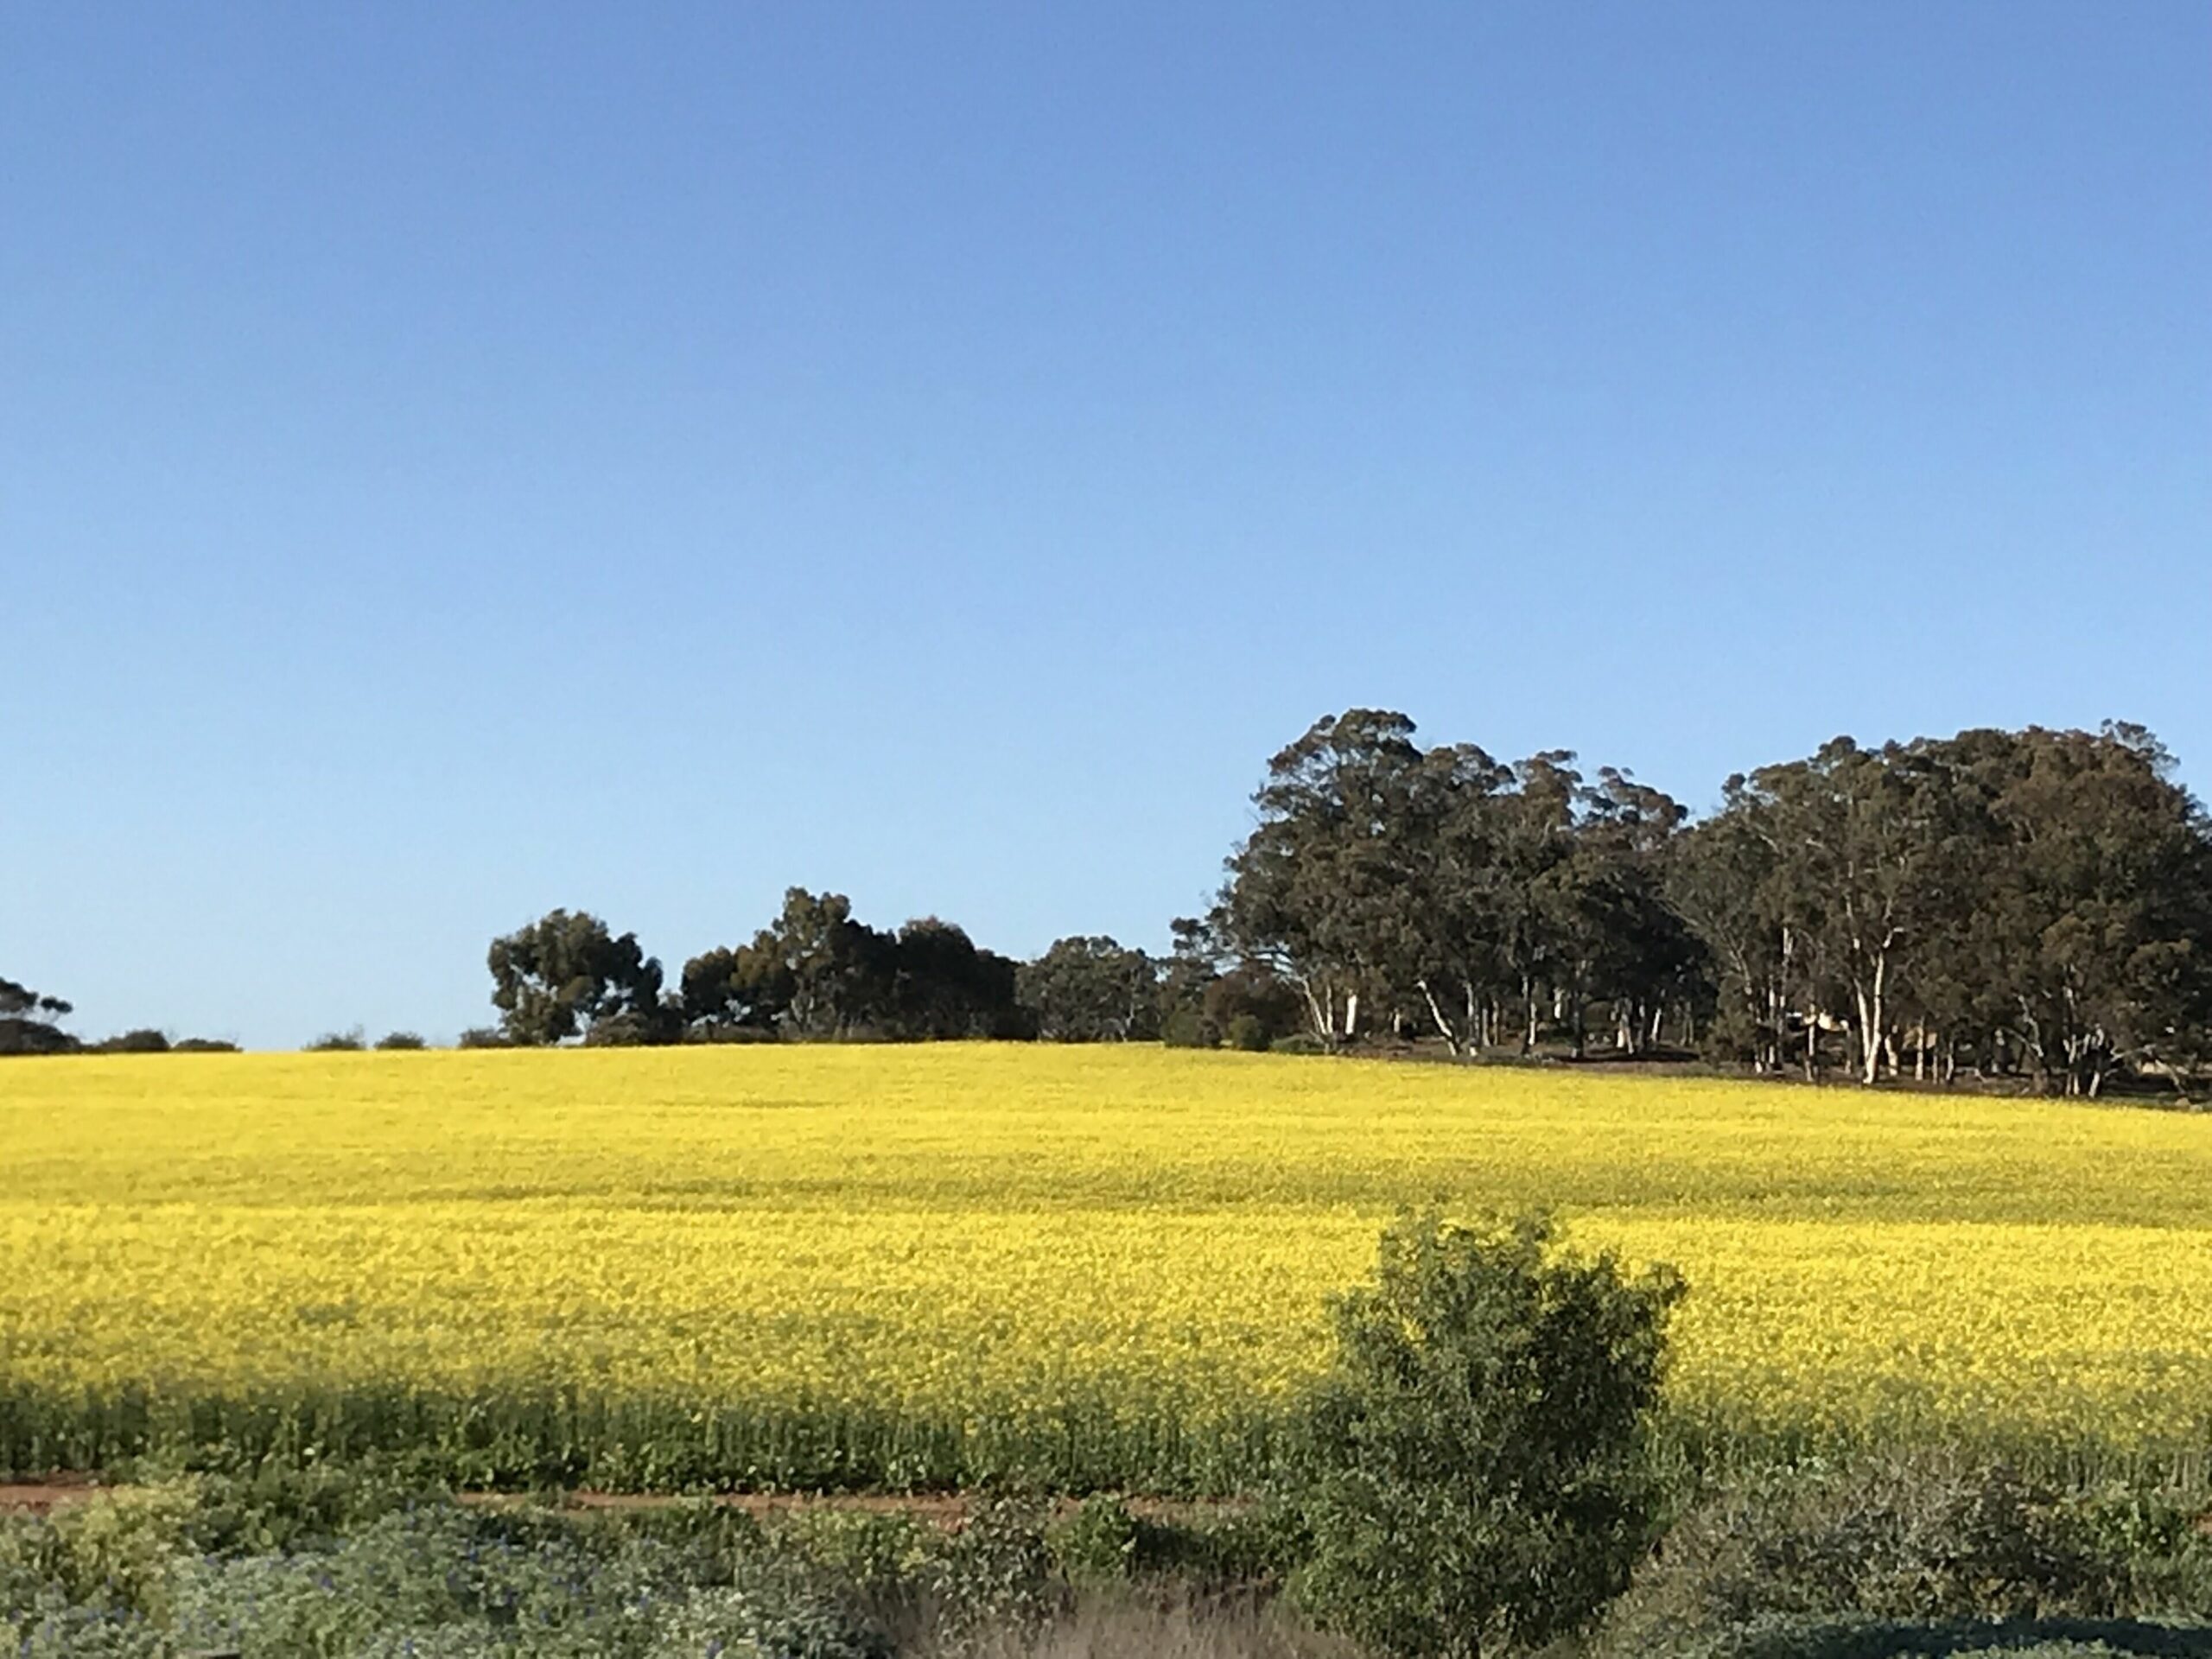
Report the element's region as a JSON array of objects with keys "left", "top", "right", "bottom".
[{"left": 6, "top": 3, "right": 2207, "bottom": 1049}]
